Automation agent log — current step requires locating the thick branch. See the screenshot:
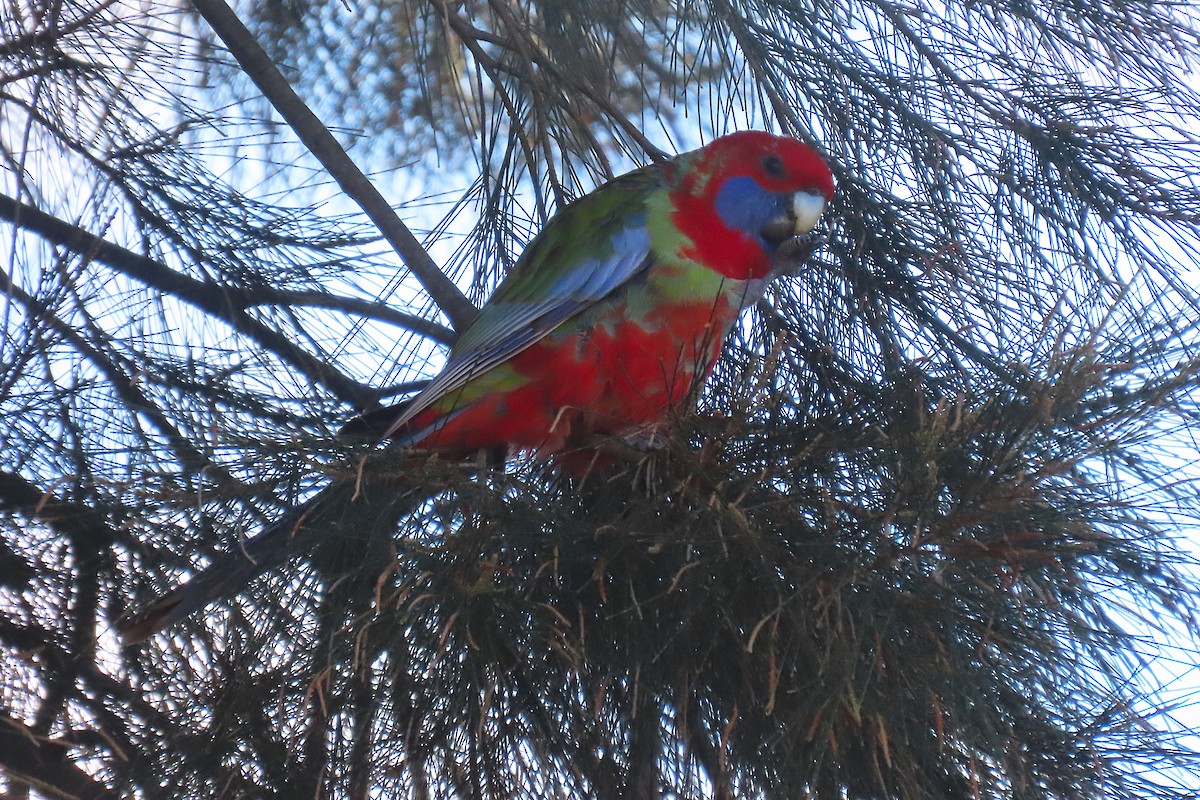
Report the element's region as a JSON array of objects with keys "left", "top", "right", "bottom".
[
  {"left": 0, "top": 711, "right": 115, "bottom": 800},
  {"left": 0, "top": 192, "right": 433, "bottom": 406},
  {"left": 188, "top": 0, "right": 479, "bottom": 331},
  {"left": 0, "top": 267, "right": 247, "bottom": 483},
  {"left": 0, "top": 472, "right": 120, "bottom": 550},
  {"left": 0, "top": 190, "right": 455, "bottom": 345}
]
